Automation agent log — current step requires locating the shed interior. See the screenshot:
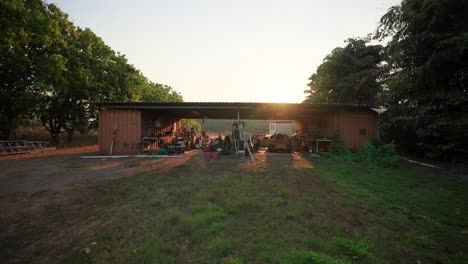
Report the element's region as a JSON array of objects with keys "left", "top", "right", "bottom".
[{"left": 98, "top": 102, "right": 379, "bottom": 154}]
